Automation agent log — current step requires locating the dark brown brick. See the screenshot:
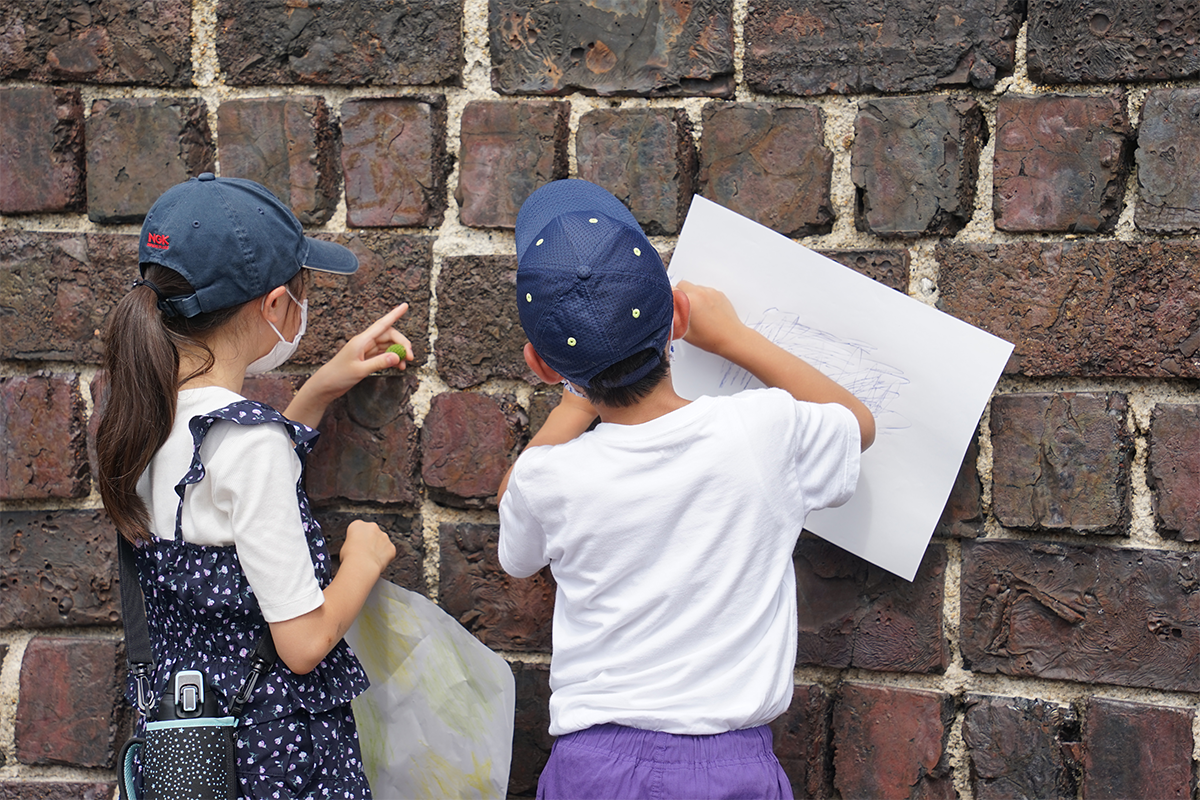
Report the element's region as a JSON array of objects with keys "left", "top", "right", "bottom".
[
  {"left": 1028, "top": 1, "right": 1200, "bottom": 85},
  {"left": 795, "top": 540, "right": 948, "bottom": 674},
  {"left": 455, "top": 101, "right": 569, "bottom": 229},
  {"left": 1136, "top": 88, "right": 1200, "bottom": 234},
  {"left": 832, "top": 683, "right": 956, "bottom": 800},
  {"left": 994, "top": 93, "right": 1132, "bottom": 233},
  {"left": 0, "top": 0, "right": 192, "bottom": 85},
  {"left": 770, "top": 684, "right": 833, "bottom": 800},
  {"left": 698, "top": 102, "right": 833, "bottom": 237},
  {"left": 315, "top": 511, "right": 424, "bottom": 594},
  {"left": 217, "top": 96, "right": 341, "bottom": 225},
  {"left": 1149, "top": 404, "right": 1200, "bottom": 542},
  {"left": 215, "top": 0, "right": 462, "bottom": 86},
  {"left": 577, "top": 108, "right": 697, "bottom": 236},
  {"left": 0, "top": 374, "right": 88, "bottom": 500},
  {"left": 1082, "top": 697, "right": 1195, "bottom": 800},
  {"left": 816, "top": 249, "right": 910, "bottom": 293},
  {"left": 937, "top": 240, "right": 1200, "bottom": 378},
  {"left": 293, "top": 232, "right": 433, "bottom": 369},
  {"left": 960, "top": 540, "right": 1200, "bottom": 693},
  {"left": 85, "top": 98, "right": 214, "bottom": 224},
  {"left": 238, "top": 375, "right": 306, "bottom": 416},
  {"left": 0, "top": 87, "right": 85, "bottom": 214},
  {"left": 0, "top": 232, "right": 138, "bottom": 363},
  {"left": 508, "top": 661, "right": 552, "bottom": 796},
  {"left": 0, "top": 510, "right": 119, "bottom": 629},
  {"left": 745, "top": 0, "right": 1021, "bottom": 96},
  {"left": 963, "top": 694, "right": 1080, "bottom": 800},
  {"left": 990, "top": 393, "right": 1131, "bottom": 533},
  {"left": 0, "top": 783, "right": 115, "bottom": 800},
  {"left": 340, "top": 97, "right": 449, "bottom": 228},
  {"left": 438, "top": 522, "right": 553, "bottom": 652},
  {"left": 306, "top": 376, "right": 421, "bottom": 507},
  {"left": 421, "top": 392, "right": 526, "bottom": 510},
  {"left": 436, "top": 255, "right": 535, "bottom": 389},
  {"left": 852, "top": 96, "right": 983, "bottom": 238},
  {"left": 489, "top": 0, "right": 733, "bottom": 97},
  {"left": 16, "top": 637, "right": 127, "bottom": 768},
  {"left": 934, "top": 433, "right": 984, "bottom": 539}
]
